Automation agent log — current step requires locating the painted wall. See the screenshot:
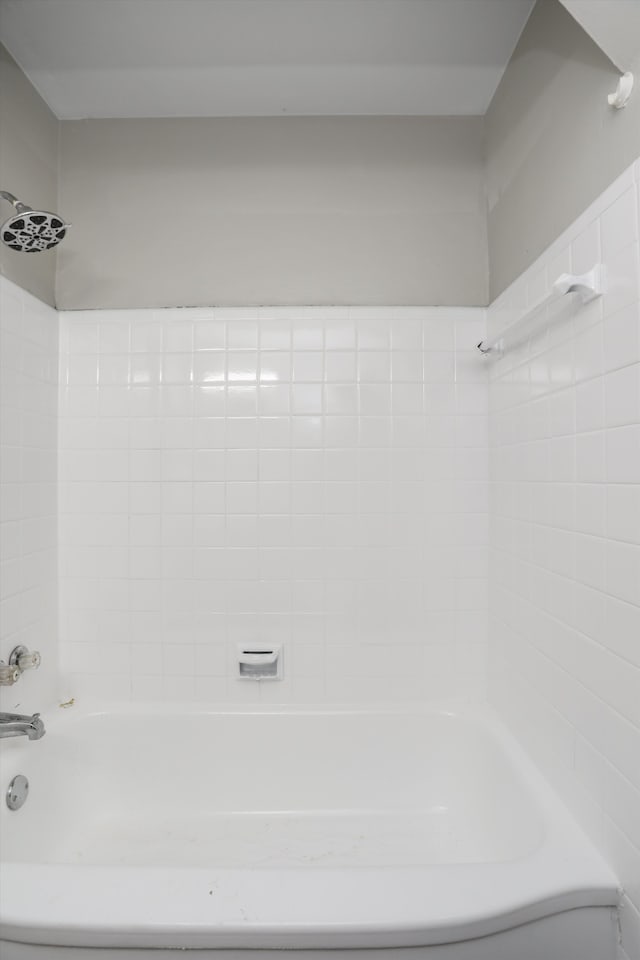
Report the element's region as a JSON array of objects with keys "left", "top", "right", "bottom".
[
  {"left": 0, "top": 275, "right": 59, "bottom": 714},
  {"left": 487, "top": 160, "right": 640, "bottom": 960},
  {"left": 560, "top": 0, "right": 640, "bottom": 72},
  {"left": 485, "top": 0, "right": 640, "bottom": 300},
  {"left": 0, "top": 43, "right": 59, "bottom": 307},
  {"left": 56, "top": 117, "right": 488, "bottom": 310},
  {"left": 58, "top": 305, "right": 488, "bottom": 702},
  {"left": 5, "top": 0, "right": 640, "bottom": 316}
]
